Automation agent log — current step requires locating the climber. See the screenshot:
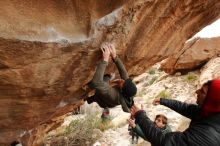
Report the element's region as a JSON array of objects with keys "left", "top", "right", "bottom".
[
  {"left": 130, "top": 79, "right": 220, "bottom": 146},
  {"left": 86, "top": 43, "right": 137, "bottom": 112}
]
